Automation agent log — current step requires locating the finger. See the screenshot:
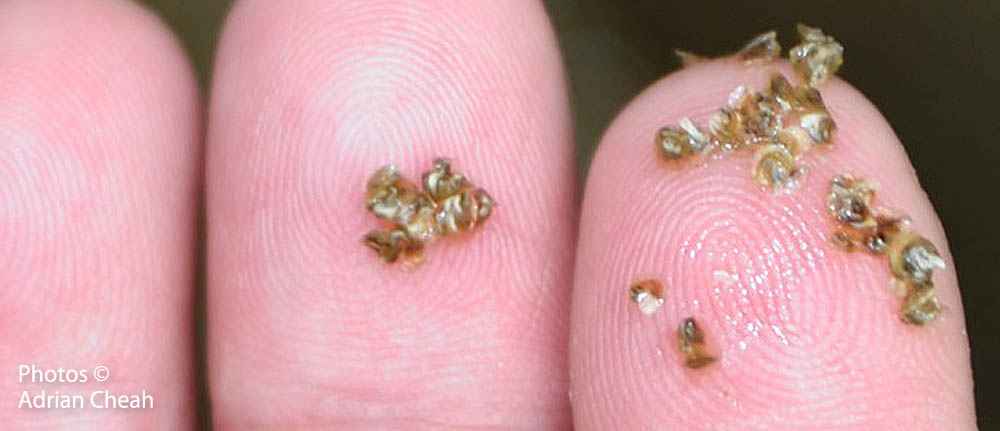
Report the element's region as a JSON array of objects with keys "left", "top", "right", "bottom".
[
  {"left": 0, "top": 0, "right": 200, "bottom": 428},
  {"left": 570, "top": 58, "right": 976, "bottom": 429},
  {"left": 206, "top": 0, "right": 575, "bottom": 429}
]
